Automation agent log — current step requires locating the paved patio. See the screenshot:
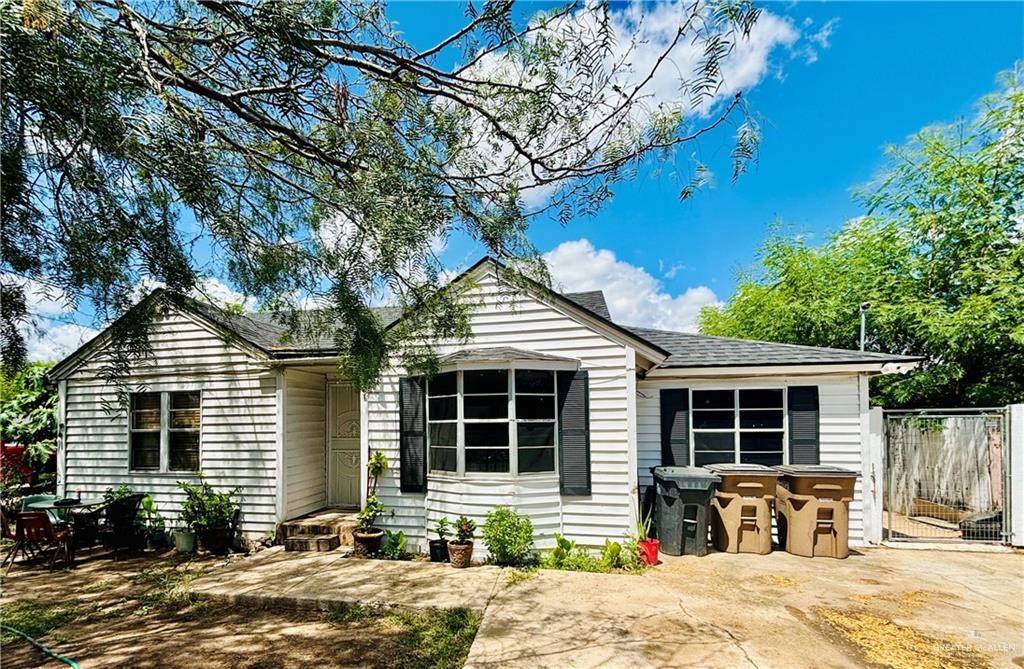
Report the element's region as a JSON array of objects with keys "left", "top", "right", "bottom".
[
  {"left": 189, "top": 545, "right": 1023, "bottom": 668},
  {"left": 191, "top": 547, "right": 504, "bottom": 612}
]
